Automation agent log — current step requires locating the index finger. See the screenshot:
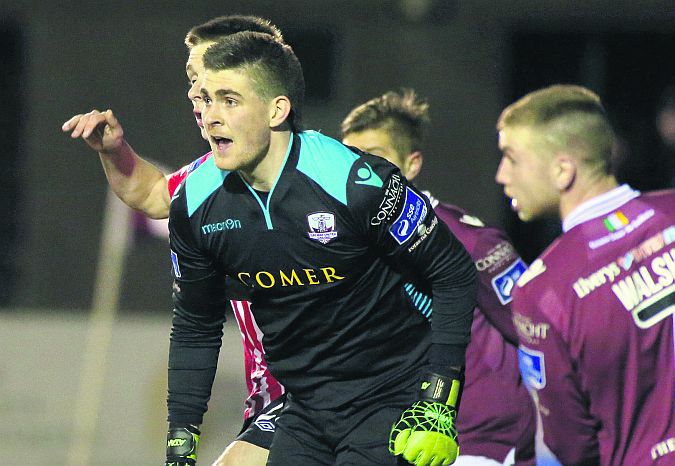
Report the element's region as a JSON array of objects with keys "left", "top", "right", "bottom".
[{"left": 62, "top": 114, "right": 84, "bottom": 131}]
